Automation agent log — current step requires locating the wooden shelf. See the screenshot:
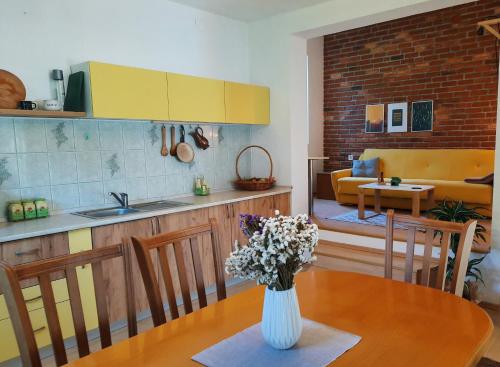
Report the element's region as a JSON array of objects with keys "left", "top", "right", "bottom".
[{"left": 0, "top": 109, "right": 86, "bottom": 118}]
